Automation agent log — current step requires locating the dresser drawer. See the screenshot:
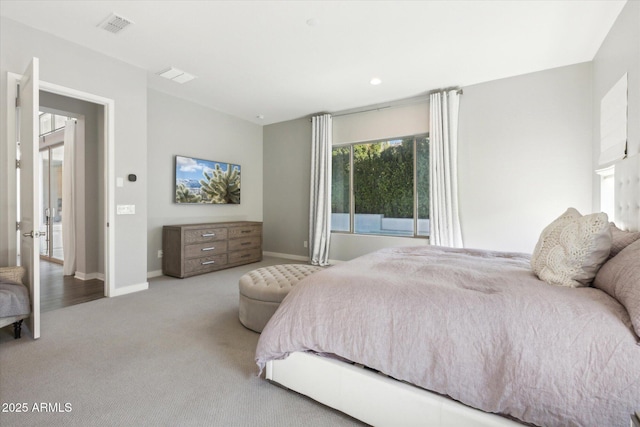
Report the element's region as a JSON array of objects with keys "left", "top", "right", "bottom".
[
  {"left": 228, "top": 236, "right": 261, "bottom": 252},
  {"left": 184, "top": 241, "right": 228, "bottom": 259},
  {"left": 228, "top": 225, "right": 261, "bottom": 239},
  {"left": 184, "top": 254, "right": 227, "bottom": 274},
  {"left": 184, "top": 227, "right": 228, "bottom": 244},
  {"left": 228, "top": 247, "right": 262, "bottom": 264}
]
